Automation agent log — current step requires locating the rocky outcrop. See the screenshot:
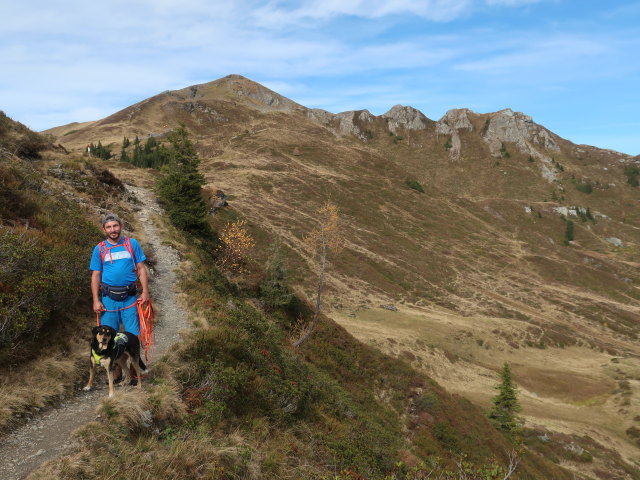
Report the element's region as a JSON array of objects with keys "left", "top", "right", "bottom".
[
  {"left": 381, "top": 105, "right": 431, "bottom": 133},
  {"left": 335, "top": 110, "right": 375, "bottom": 142},
  {"left": 482, "top": 109, "right": 559, "bottom": 155},
  {"left": 307, "top": 108, "right": 375, "bottom": 141},
  {"left": 182, "top": 102, "right": 227, "bottom": 122},
  {"left": 436, "top": 109, "right": 474, "bottom": 161},
  {"left": 307, "top": 108, "right": 335, "bottom": 126},
  {"left": 436, "top": 109, "right": 474, "bottom": 134},
  {"left": 482, "top": 109, "right": 560, "bottom": 182}
]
